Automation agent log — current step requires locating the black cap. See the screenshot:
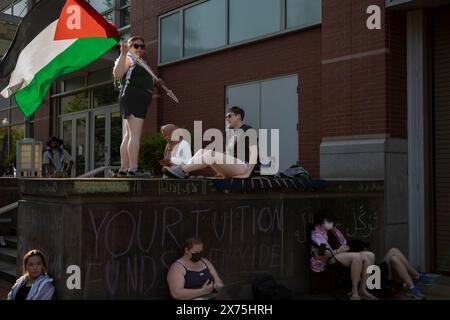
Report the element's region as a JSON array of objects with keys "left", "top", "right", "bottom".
[{"left": 46, "top": 136, "right": 63, "bottom": 148}]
